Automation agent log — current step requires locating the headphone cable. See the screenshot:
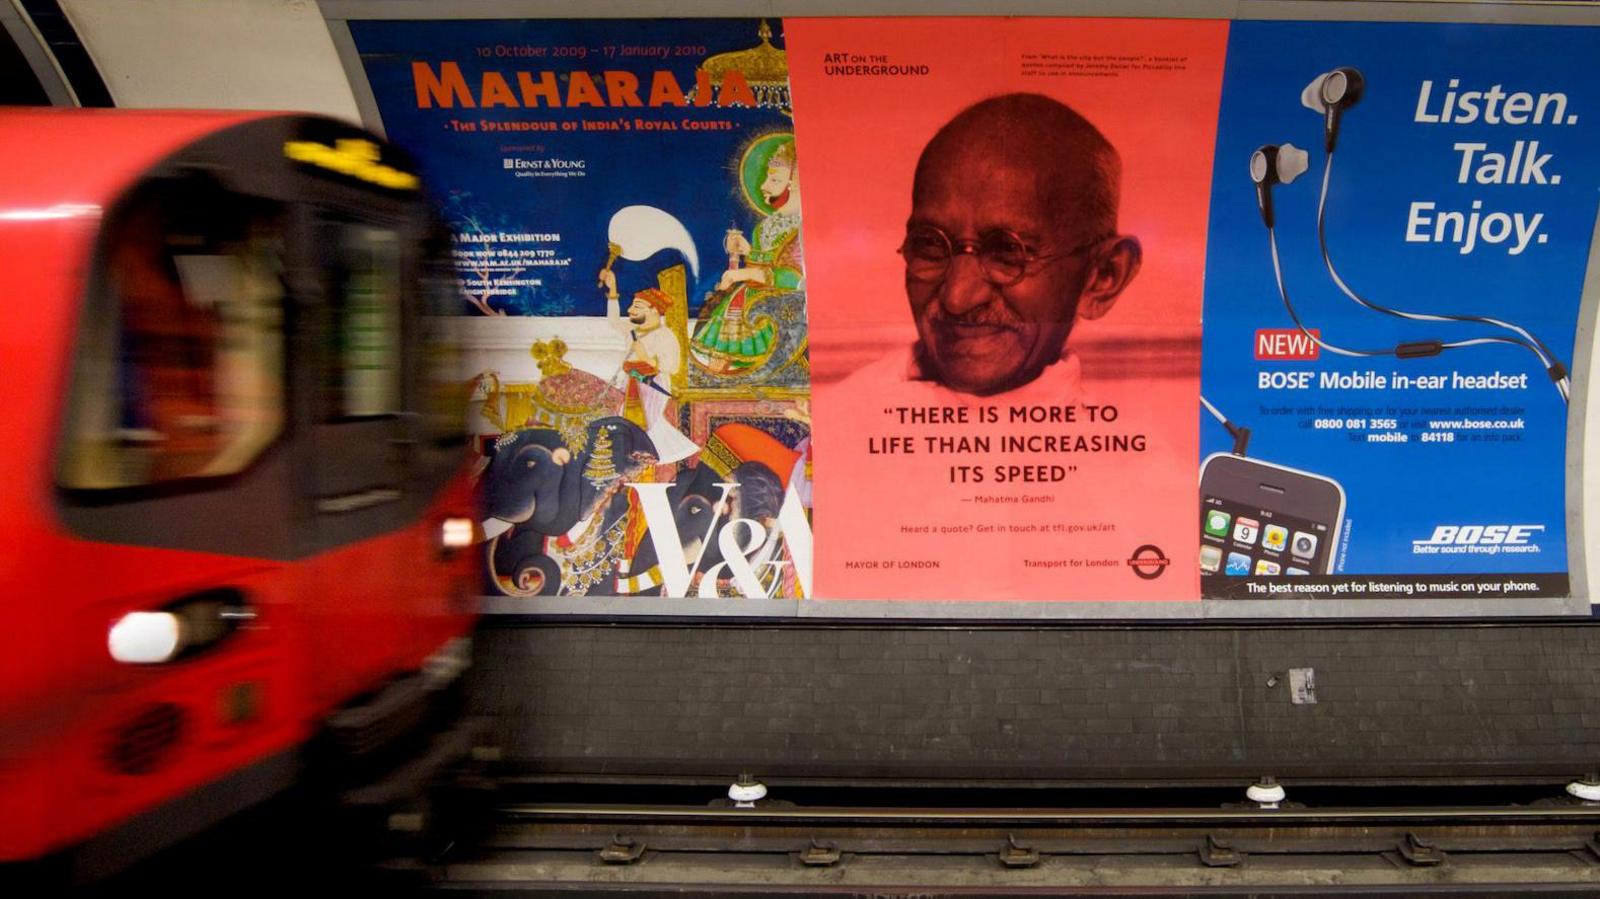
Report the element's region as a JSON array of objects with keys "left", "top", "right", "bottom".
[
  {"left": 1267, "top": 225, "right": 1408, "bottom": 360},
  {"left": 1315, "top": 152, "right": 1570, "bottom": 404},
  {"left": 1200, "top": 394, "right": 1252, "bottom": 456}
]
